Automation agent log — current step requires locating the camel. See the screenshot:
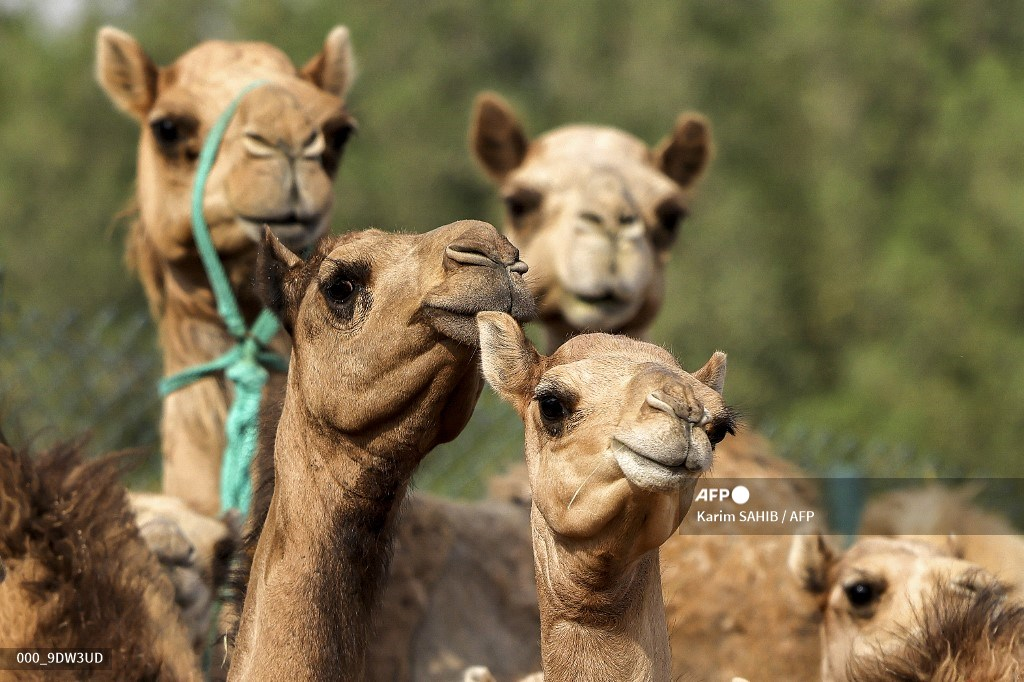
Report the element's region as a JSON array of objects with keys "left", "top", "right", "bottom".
[
  {"left": 96, "top": 25, "right": 356, "bottom": 516},
  {"left": 859, "top": 483, "right": 1024, "bottom": 596},
  {"left": 790, "top": 534, "right": 1024, "bottom": 681},
  {"left": 470, "top": 92, "right": 713, "bottom": 350},
  {"left": 228, "top": 220, "right": 535, "bottom": 679},
  {"left": 0, "top": 438, "right": 200, "bottom": 680},
  {"left": 95, "top": 25, "right": 356, "bottom": 647},
  {"left": 473, "top": 310, "right": 734, "bottom": 680},
  {"left": 471, "top": 93, "right": 824, "bottom": 680}
]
